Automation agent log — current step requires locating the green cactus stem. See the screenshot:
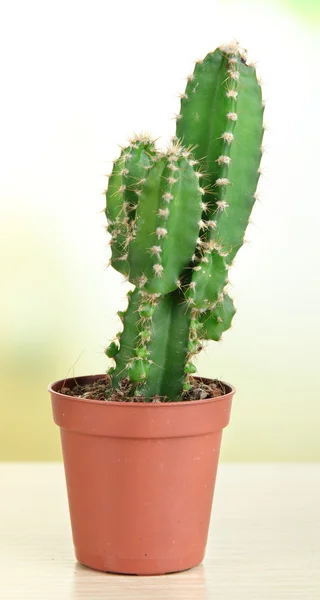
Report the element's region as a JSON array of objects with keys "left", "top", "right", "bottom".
[
  {"left": 108, "top": 285, "right": 193, "bottom": 400},
  {"left": 104, "top": 43, "right": 264, "bottom": 401},
  {"left": 137, "top": 289, "right": 193, "bottom": 399},
  {"left": 108, "top": 288, "right": 142, "bottom": 387}
]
